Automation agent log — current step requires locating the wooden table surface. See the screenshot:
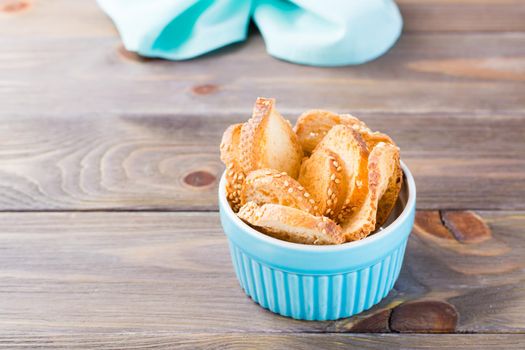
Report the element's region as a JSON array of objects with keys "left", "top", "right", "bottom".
[{"left": 1, "top": 0, "right": 524, "bottom": 348}]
